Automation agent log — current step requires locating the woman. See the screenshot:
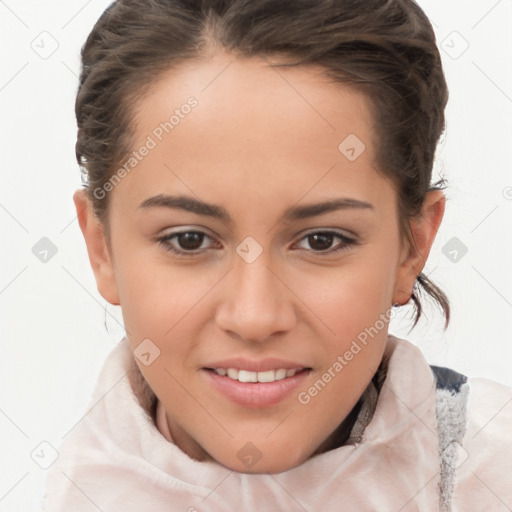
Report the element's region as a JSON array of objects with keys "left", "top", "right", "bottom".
[{"left": 44, "top": 0, "right": 512, "bottom": 510}]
